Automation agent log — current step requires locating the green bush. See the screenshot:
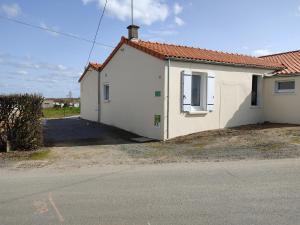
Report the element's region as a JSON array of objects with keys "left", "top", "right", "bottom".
[{"left": 0, "top": 94, "right": 44, "bottom": 151}]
